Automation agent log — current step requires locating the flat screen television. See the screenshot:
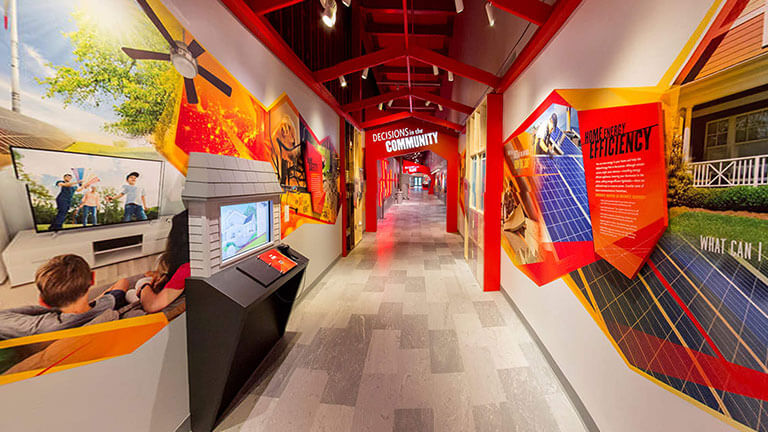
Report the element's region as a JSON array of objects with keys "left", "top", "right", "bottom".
[
  {"left": 219, "top": 200, "right": 272, "bottom": 264},
  {"left": 11, "top": 146, "right": 164, "bottom": 233}
]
